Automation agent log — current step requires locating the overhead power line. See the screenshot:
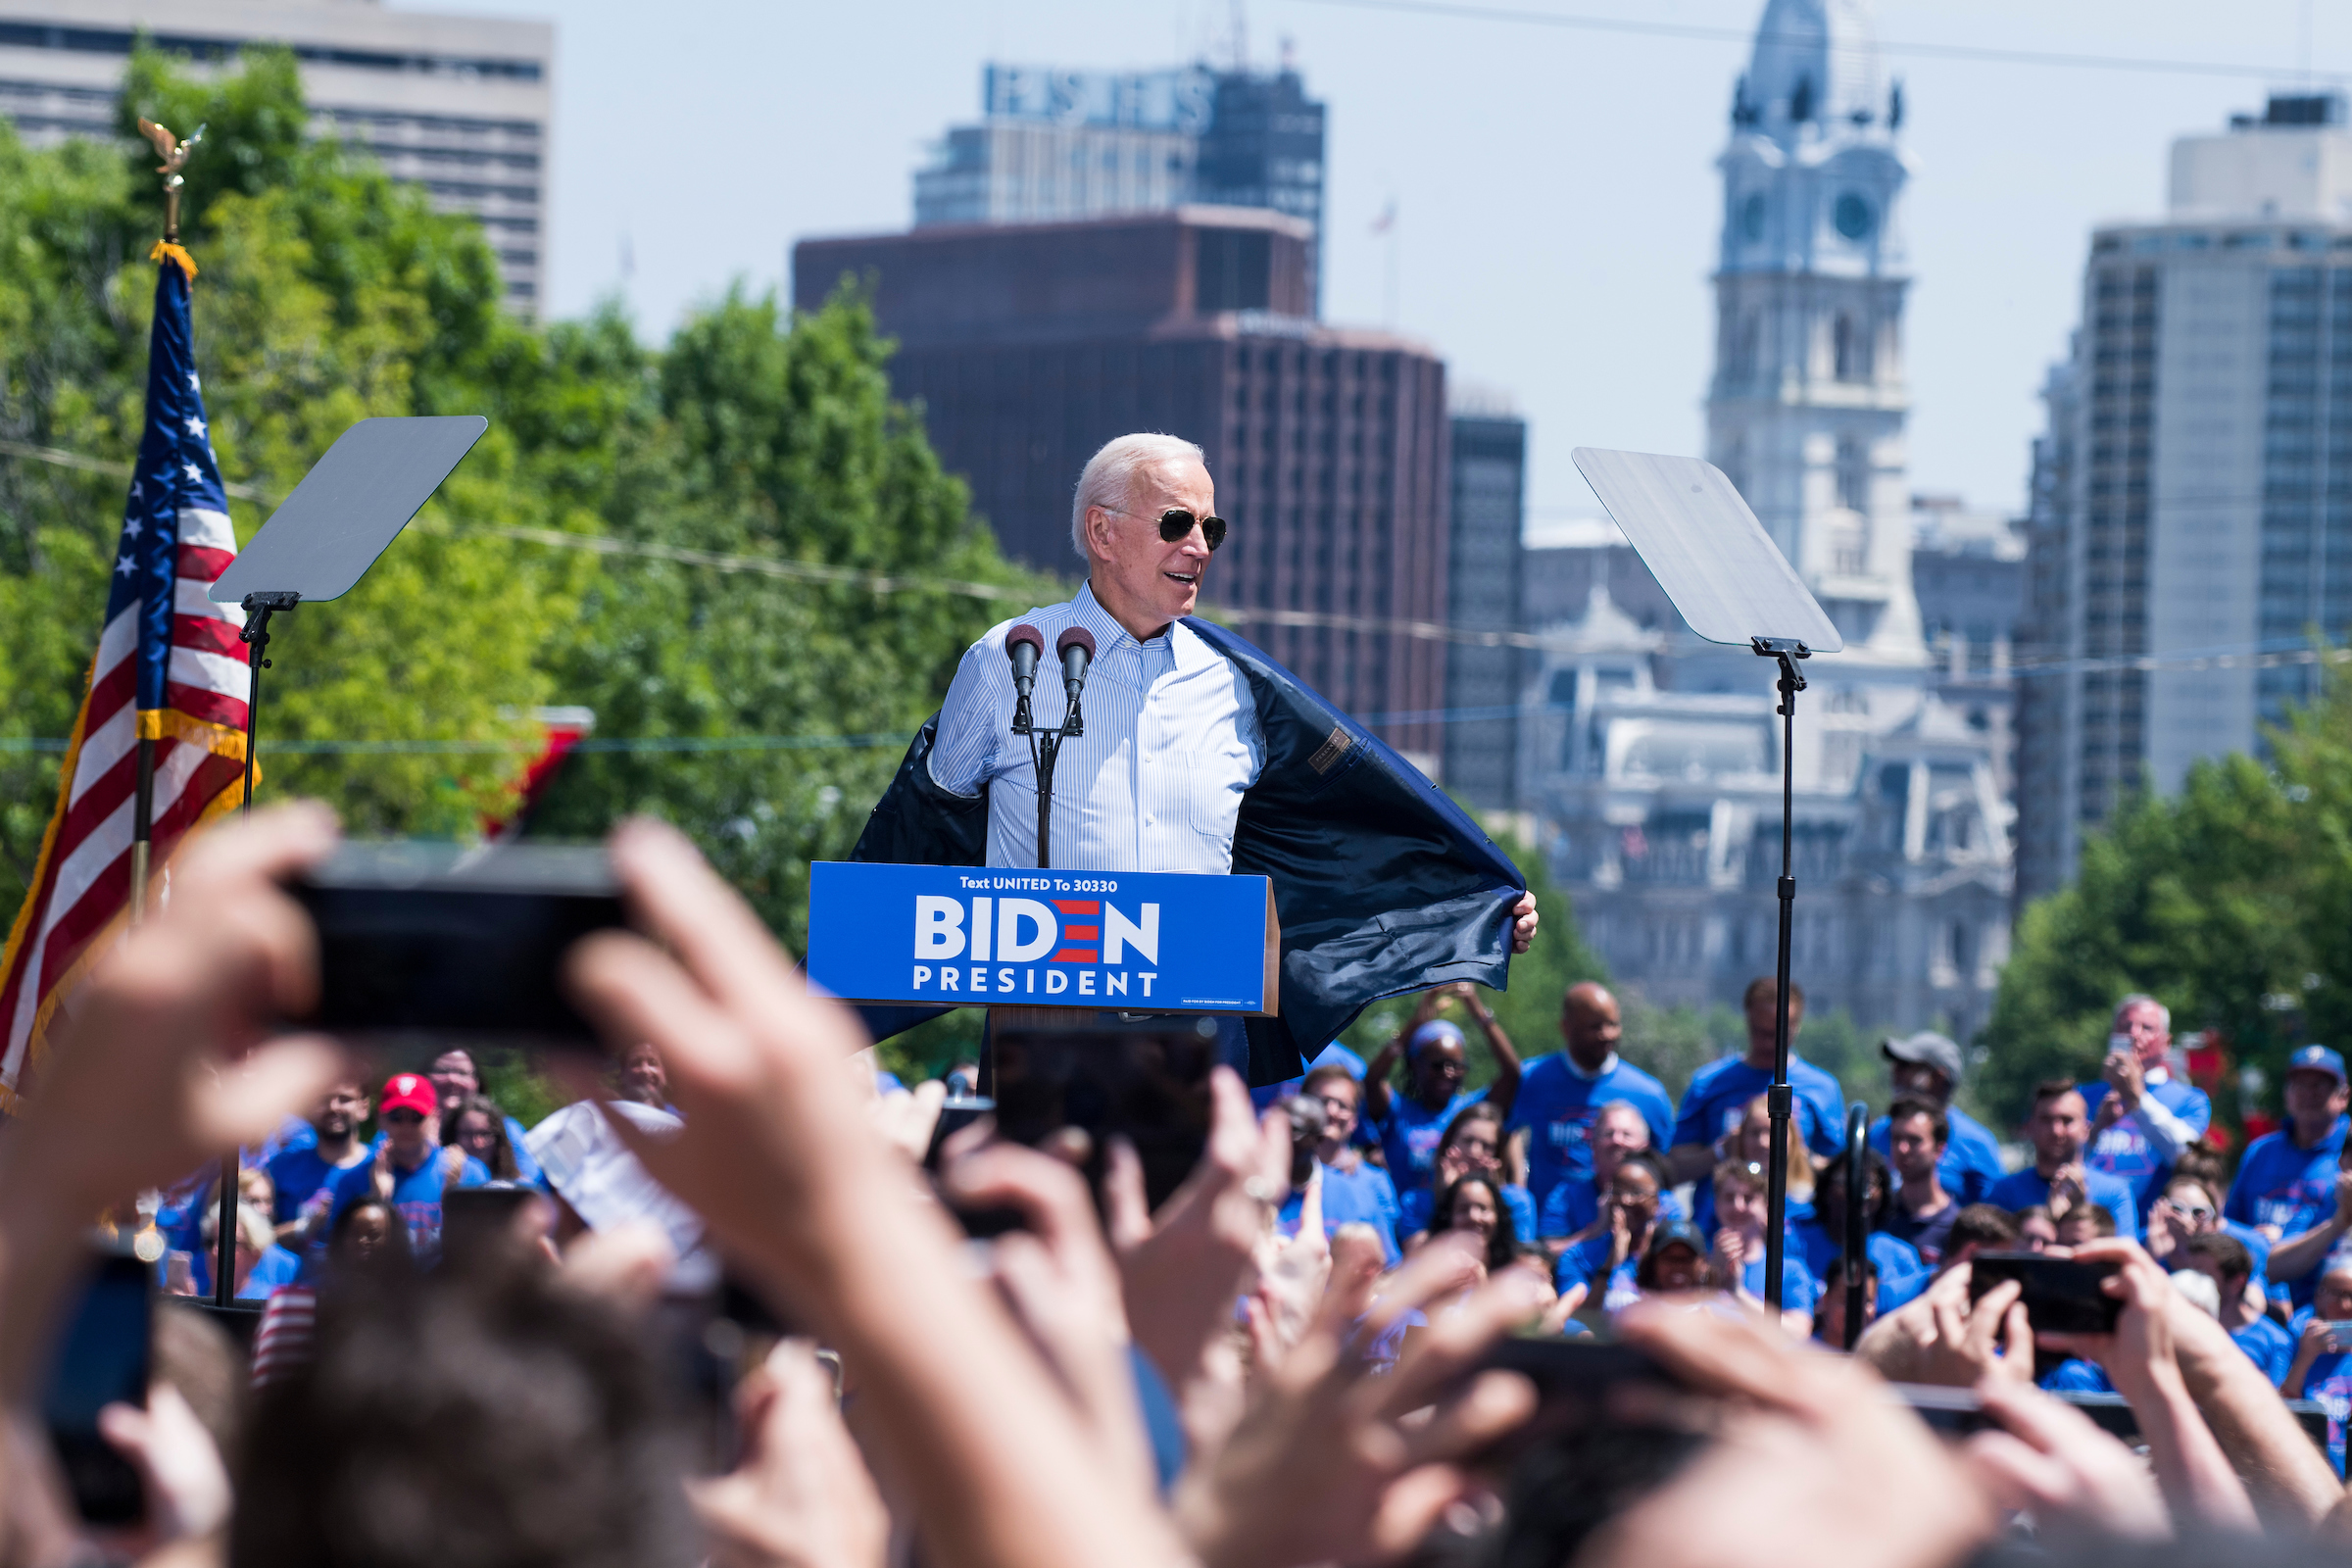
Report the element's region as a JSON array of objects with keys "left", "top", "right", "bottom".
[
  {"left": 9, "top": 436, "right": 2352, "bottom": 675},
  {"left": 1283, "top": 0, "right": 2349, "bottom": 84}
]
